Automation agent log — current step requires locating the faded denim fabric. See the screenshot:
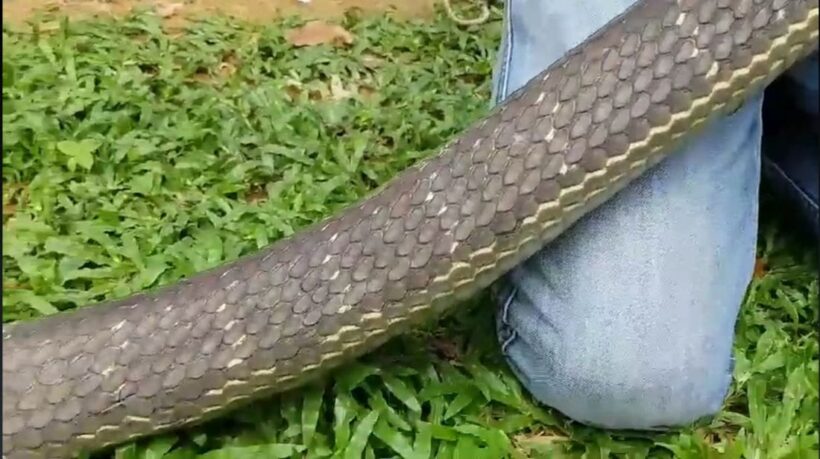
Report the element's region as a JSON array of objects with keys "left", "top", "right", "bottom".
[{"left": 491, "top": 0, "right": 768, "bottom": 430}]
